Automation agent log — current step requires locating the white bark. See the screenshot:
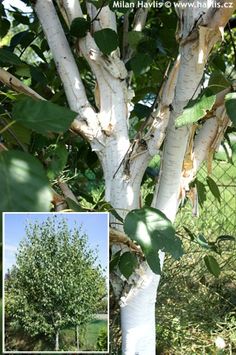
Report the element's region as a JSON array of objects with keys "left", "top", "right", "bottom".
[
  {"left": 0, "top": 68, "right": 45, "bottom": 100},
  {"left": 35, "top": 0, "right": 88, "bottom": 112},
  {"left": 119, "top": 4, "right": 235, "bottom": 354},
  {"left": 35, "top": 0, "right": 103, "bottom": 151},
  {"left": 32, "top": 1, "right": 236, "bottom": 354},
  {"left": 55, "top": 329, "right": 59, "bottom": 351}
]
